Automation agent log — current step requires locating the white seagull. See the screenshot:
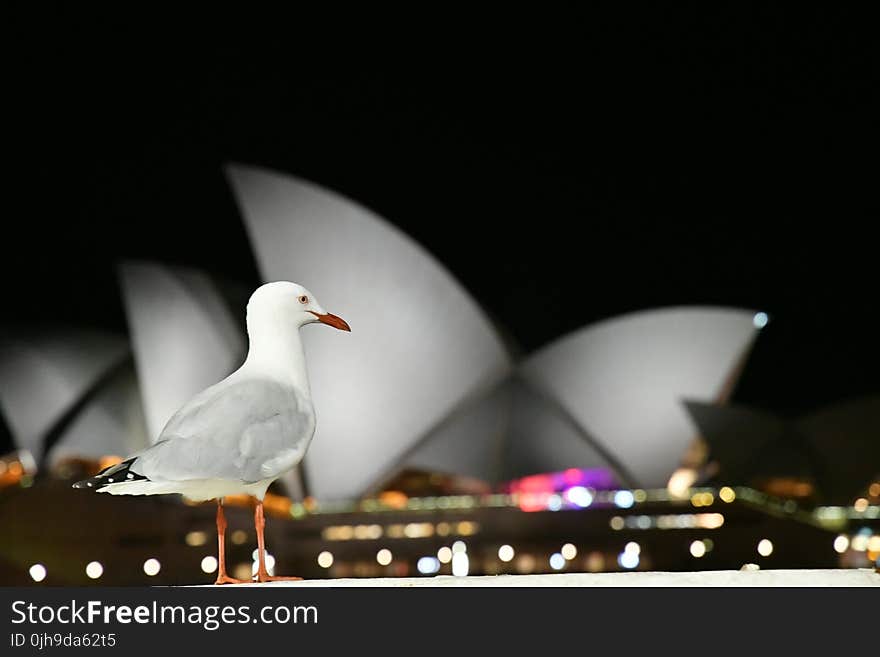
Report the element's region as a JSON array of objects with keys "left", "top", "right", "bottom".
[{"left": 74, "top": 281, "right": 350, "bottom": 583}]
